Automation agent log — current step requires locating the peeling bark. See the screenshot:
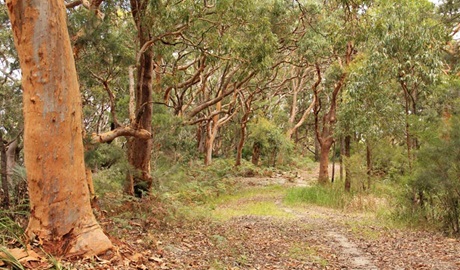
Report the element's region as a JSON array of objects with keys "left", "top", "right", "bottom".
[{"left": 6, "top": 0, "right": 112, "bottom": 256}]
